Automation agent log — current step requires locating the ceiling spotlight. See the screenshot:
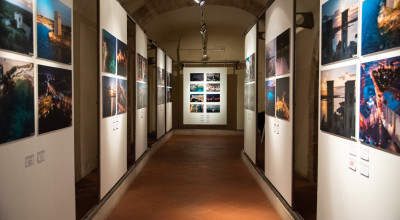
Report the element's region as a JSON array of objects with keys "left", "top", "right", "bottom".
[
  {"left": 200, "top": 24, "right": 206, "bottom": 35},
  {"left": 199, "top": 0, "right": 205, "bottom": 6},
  {"left": 203, "top": 54, "right": 207, "bottom": 58},
  {"left": 194, "top": 0, "right": 200, "bottom": 3}
]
